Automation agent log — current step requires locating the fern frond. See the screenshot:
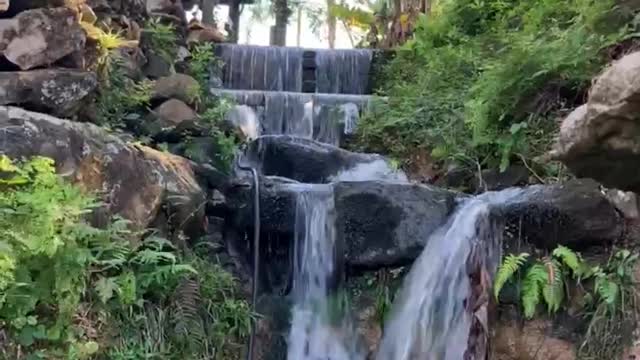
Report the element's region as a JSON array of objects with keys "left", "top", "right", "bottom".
[
  {"left": 494, "top": 253, "right": 530, "bottom": 299},
  {"left": 595, "top": 275, "right": 619, "bottom": 307},
  {"left": 542, "top": 259, "right": 564, "bottom": 313},
  {"left": 522, "top": 263, "right": 547, "bottom": 318},
  {"left": 171, "top": 277, "right": 206, "bottom": 350},
  {"left": 553, "top": 245, "right": 583, "bottom": 276}
]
